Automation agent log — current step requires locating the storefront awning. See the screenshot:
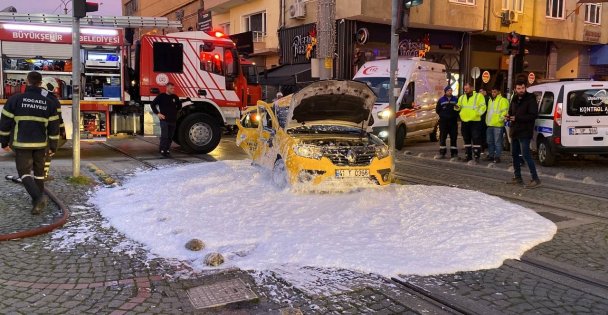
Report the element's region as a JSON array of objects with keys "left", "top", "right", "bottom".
[{"left": 260, "top": 63, "right": 311, "bottom": 86}]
